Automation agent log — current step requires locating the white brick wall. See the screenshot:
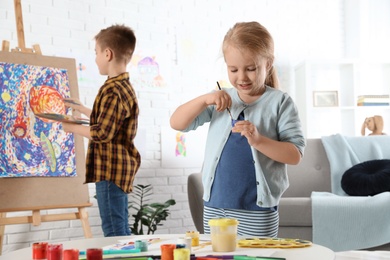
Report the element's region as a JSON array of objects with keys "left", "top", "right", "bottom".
[{"left": 0, "top": 0, "right": 346, "bottom": 255}]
